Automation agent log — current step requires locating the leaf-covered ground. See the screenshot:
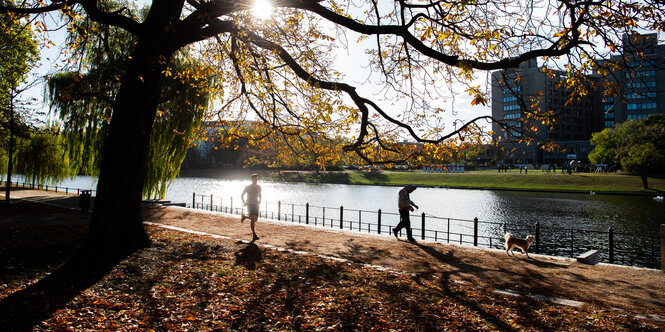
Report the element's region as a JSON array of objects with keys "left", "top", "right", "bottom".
[{"left": 1, "top": 202, "right": 663, "bottom": 331}]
